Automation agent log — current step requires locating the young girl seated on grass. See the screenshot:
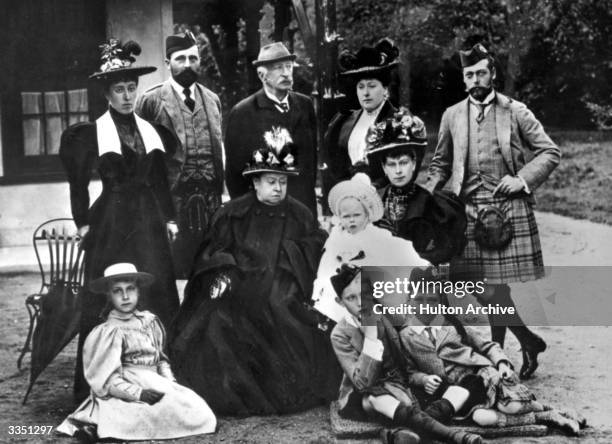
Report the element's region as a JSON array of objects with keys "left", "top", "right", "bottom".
[
  {"left": 313, "top": 173, "right": 429, "bottom": 322},
  {"left": 57, "top": 263, "right": 216, "bottom": 442}
]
